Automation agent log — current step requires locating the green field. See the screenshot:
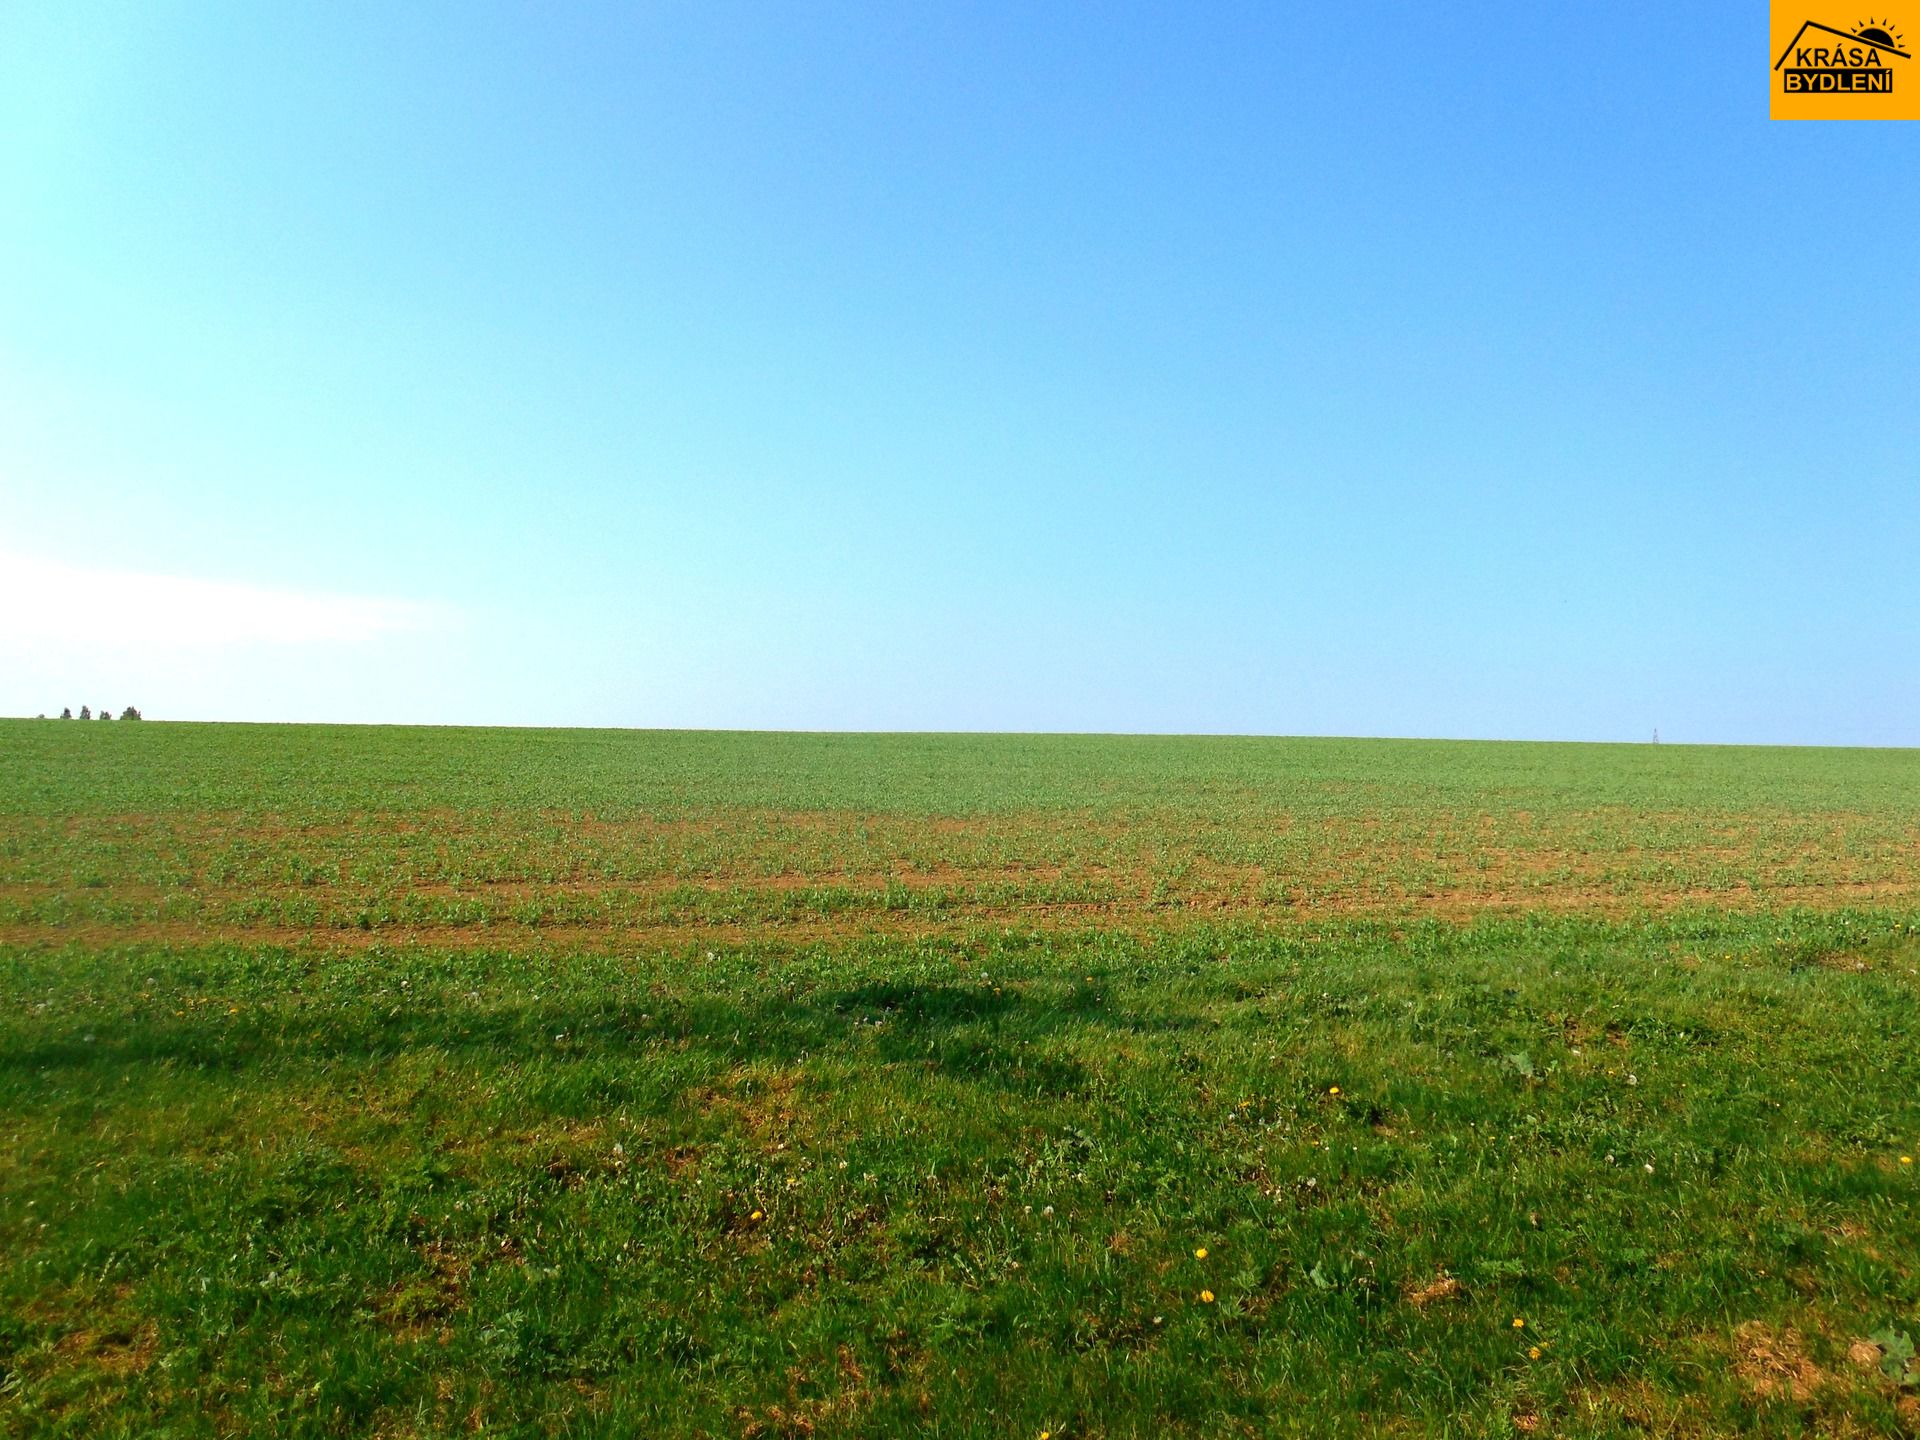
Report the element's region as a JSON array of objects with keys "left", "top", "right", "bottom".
[{"left": 3, "top": 723, "right": 1919, "bottom": 1436}]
